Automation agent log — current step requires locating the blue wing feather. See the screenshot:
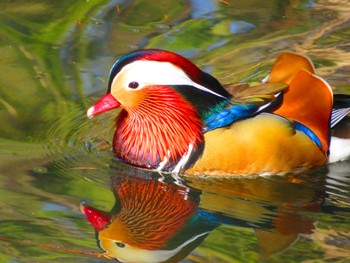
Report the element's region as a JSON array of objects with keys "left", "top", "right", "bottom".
[{"left": 204, "top": 103, "right": 258, "bottom": 132}]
